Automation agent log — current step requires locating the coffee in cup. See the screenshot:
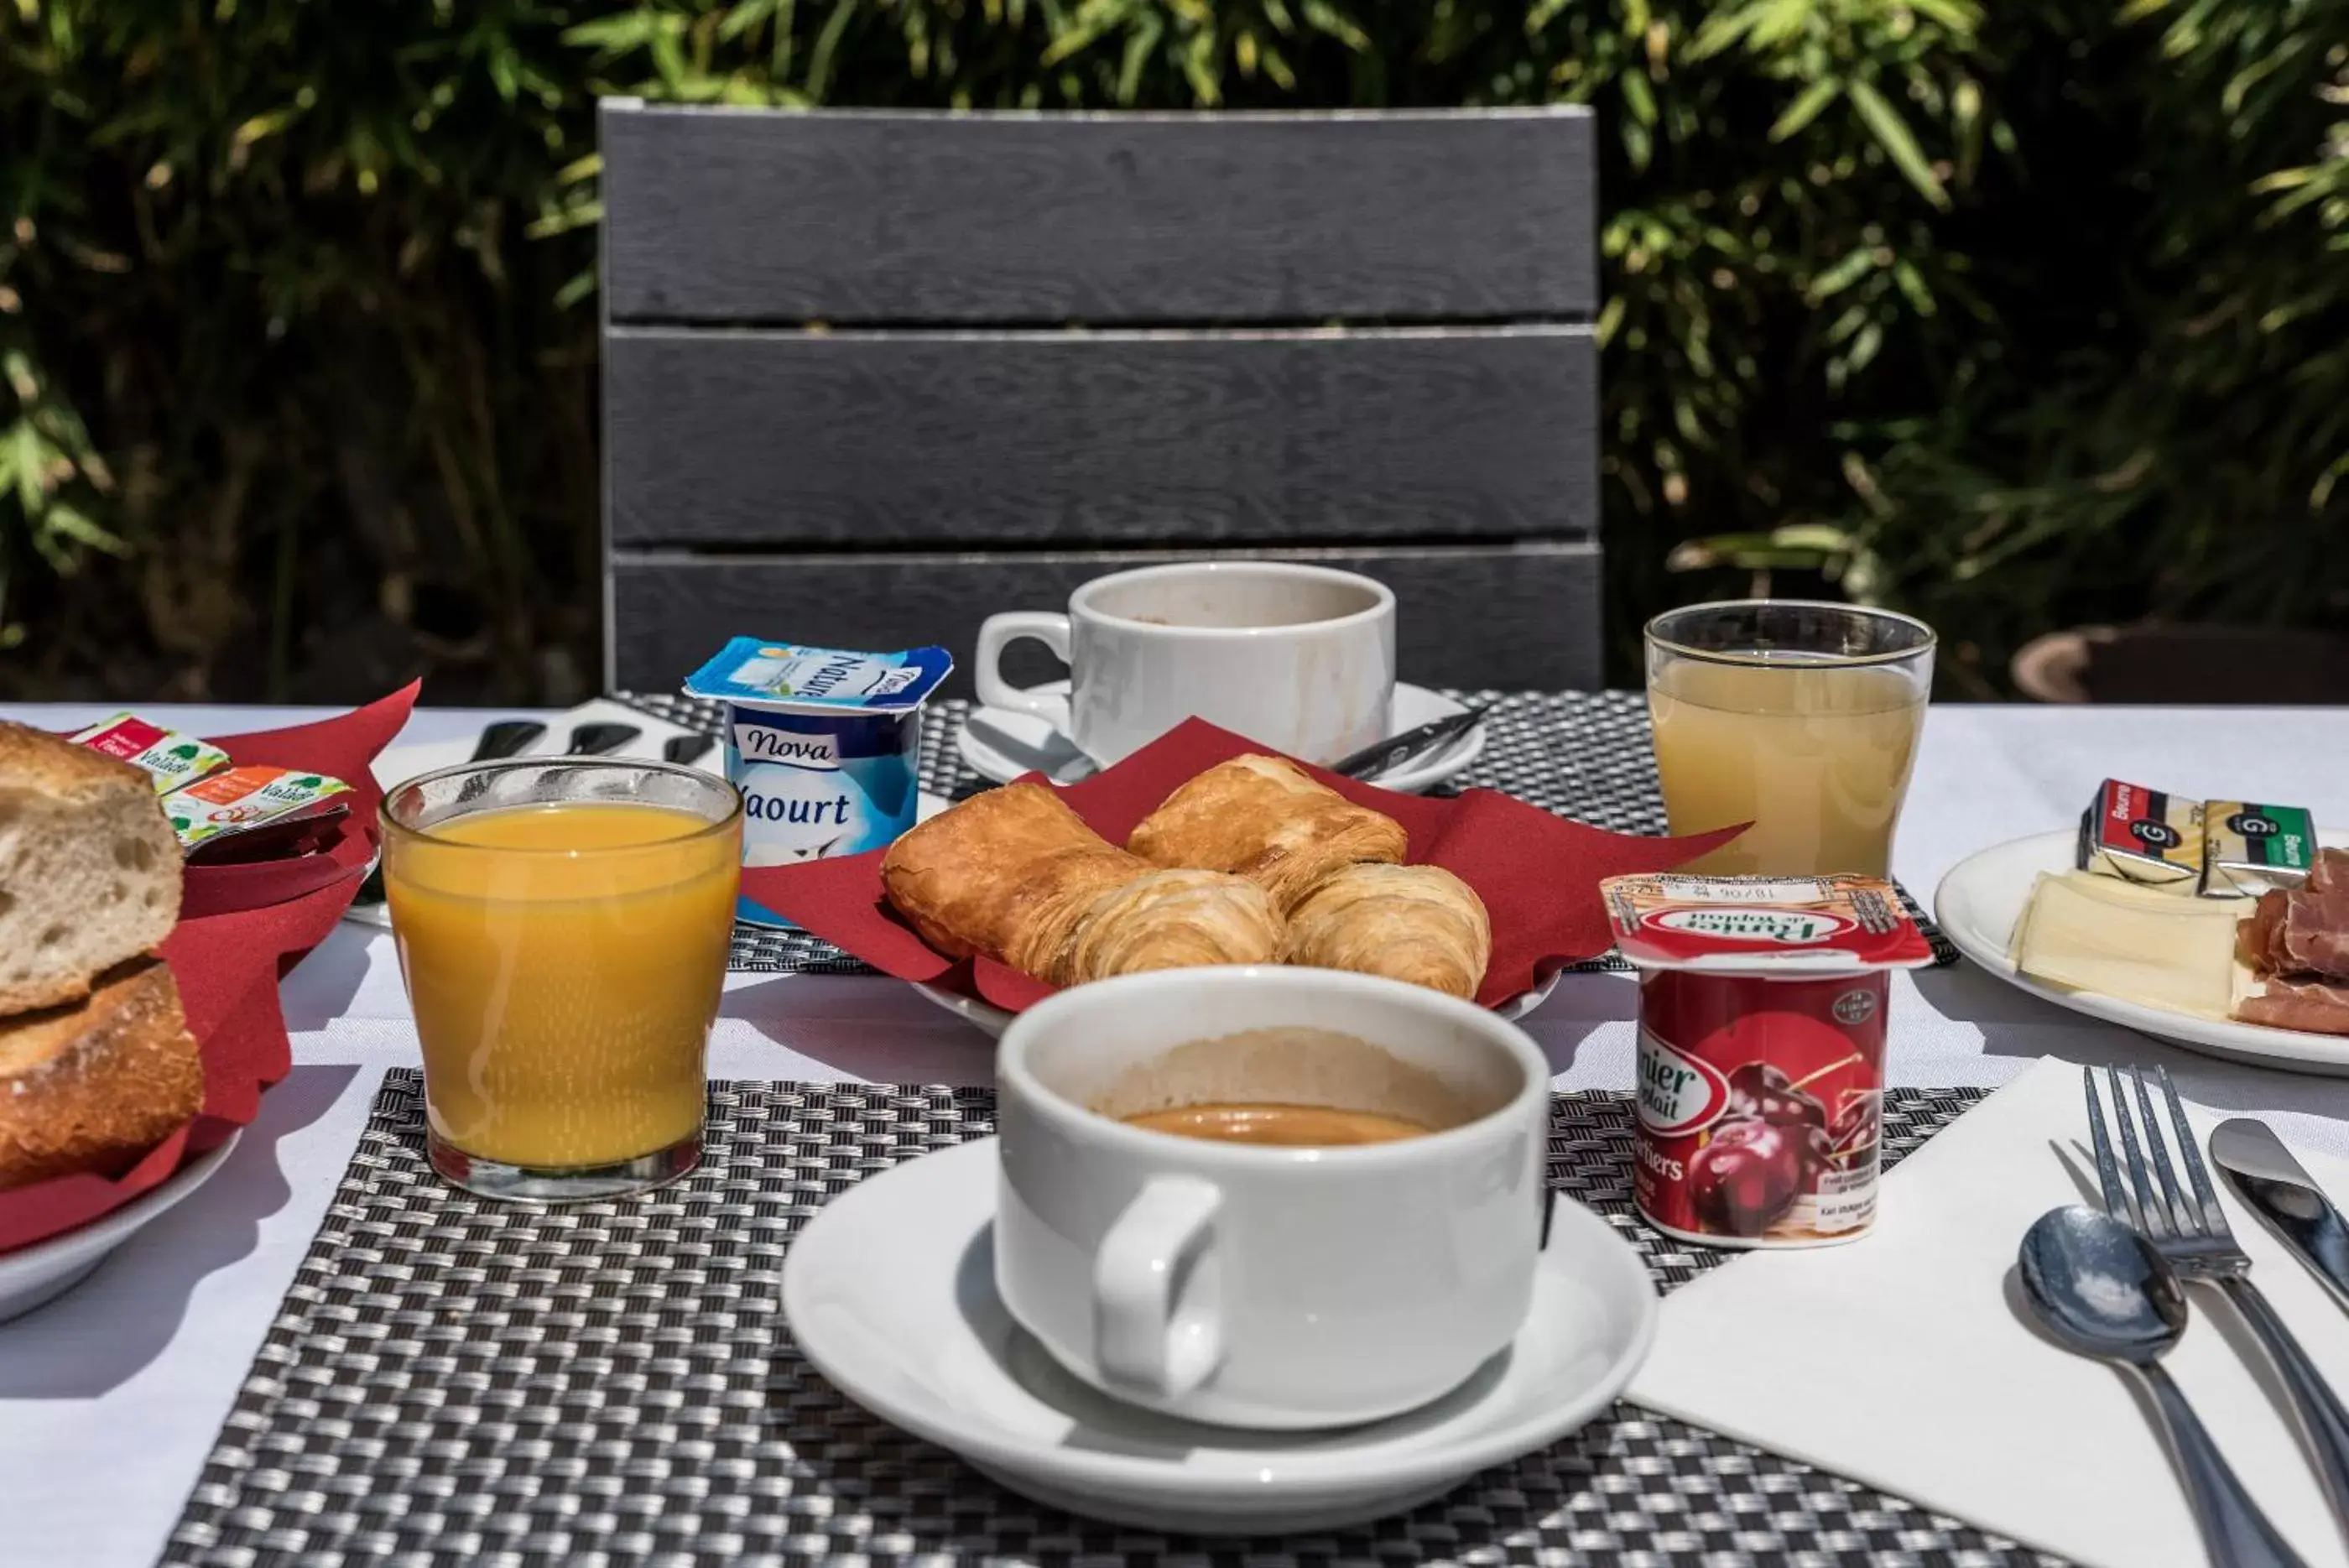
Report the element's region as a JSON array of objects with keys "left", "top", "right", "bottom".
[
  {"left": 1121, "top": 1102, "right": 1433, "bottom": 1146},
  {"left": 974, "top": 561, "right": 1397, "bottom": 767},
  {"left": 993, "top": 967, "right": 1549, "bottom": 1430}
]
